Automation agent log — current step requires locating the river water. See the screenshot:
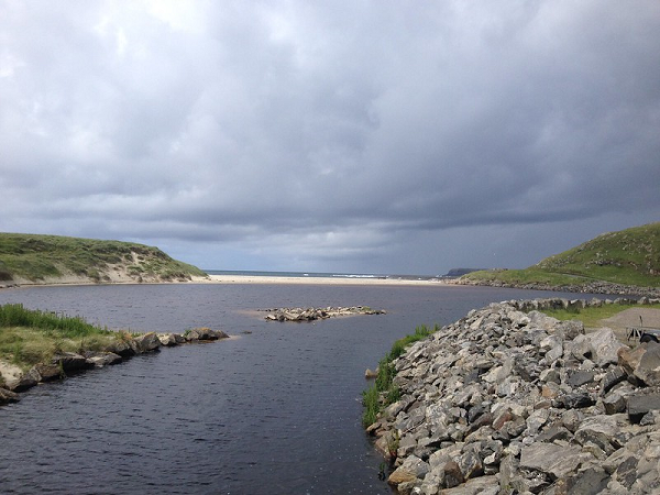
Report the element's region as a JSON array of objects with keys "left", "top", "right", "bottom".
[{"left": 0, "top": 283, "right": 592, "bottom": 494}]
